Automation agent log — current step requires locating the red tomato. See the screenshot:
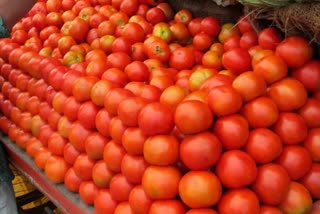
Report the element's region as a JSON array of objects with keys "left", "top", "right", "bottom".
[
  {"left": 179, "top": 171, "right": 222, "bottom": 208},
  {"left": 149, "top": 200, "right": 187, "bottom": 214},
  {"left": 278, "top": 181, "right": 313, "bottom": 214},
  {"left": 174, "top": 9, "right": 193, "bottom": 25},
  {"left": 122, "top": 127, "right": 147, "bottom": 155},
  {"left": 73, "top": 153, "right": 96, "bottom": 181},
  {"left": 94, "top": 189, "right": 117, "bottom": 214},
  {"left": 138, "top": 102, "right": 174, "bottom": 136},
  {"left": 237, "top": 15, "right": 254, "bottom": 34},
  {"left": 142, "top": 165, "right": 182, "bottom": 200},
  {"left": 110, "top": 173, "right": 135, "bottom": 202},
  {"left": 174, "top": 100, "right": 213, "bottom": 134},
  {"left": 272, "top": 112, "right": 308, "bottom": 145},
  {"left": 103, "top": 140, "right": 126, "bottom": 173},
  {"left": 252, "top": 163, "right": 290, "bottom": 205},
  {"left": 276, "top": 145, "right": 312, "bottom": 180},
  {"left": 275, "top": 36, "right": 313, "bottom": 68},
  {"left": 216, "top": 150, "right": 257, "bottom": 188},
  {"left": 244, "top": 128, "right": 283, "bottom": 164},
  {"left": 300, "top": 163, "right": 320, "bottom": 199},
  {"left": 240, "top": 30, "right": 258, "bottom": 50},
  {"left": 121, "top": 154, "right": 149, "bottom": 184},
  {"left": 180, "top": 132, "right": 222, "bottom": 170},
  {"left": 218, "top": 188, "right": 260, "bottom": 214},
  {"left": 146, "top": 7, "right": 166, "bottom": 25},
  {"left": 79, "top": 181, "right": 99, "bottom": 205},
  {"left": 213, "top": 114, "right": 249, "bottom": 150},
  {"left": 258, "top": 27, "right": 282, "bottom": 50},
  {"left": 268, "top": 77, "right": 308, "bottom": 112},
  {"left": 241, "top": 96, "right": 279, "bottom": 128},
  {"left": 222, "top": 48, "right": 252, "bottom": 75},
  {"left": 207, "top": 85, "right": 243, "bottom": 116},
  {"left": 200, "top": 16, "right": 220, "bottom": 37},
  {"left": 129, "top": 185, "right": 152, "bottom": 214},
  {"left": 291, "top": 60, "right": 320, "bottom": 93},
  {"left": 303, "top": 128, "right": 320, "bottom": 162},
  {"left": 169, "top": 47, "right": 195, "bottom": 70},
  {"left": 253, "top": 54, "right": 288, "bottom": 85}
]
